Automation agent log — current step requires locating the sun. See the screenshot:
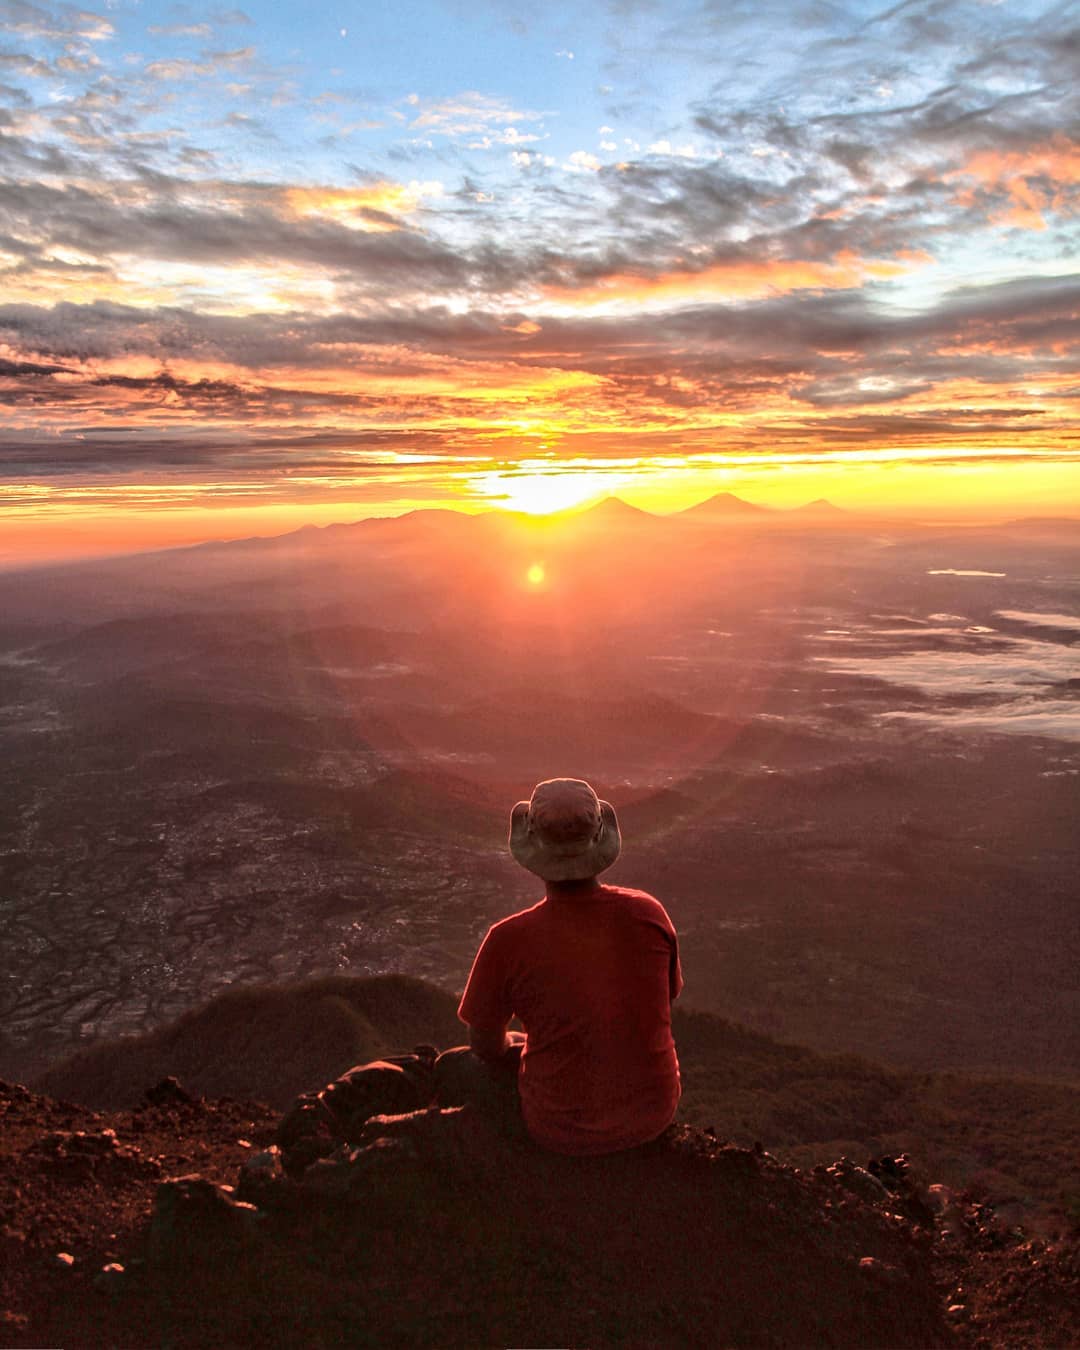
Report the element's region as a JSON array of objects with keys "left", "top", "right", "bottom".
[
  {"left": 527, "top": 563, "right": 546, "bottom": 586},
  {"left": 471, "top": 468, "right": 617, "bottom": 515}
]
